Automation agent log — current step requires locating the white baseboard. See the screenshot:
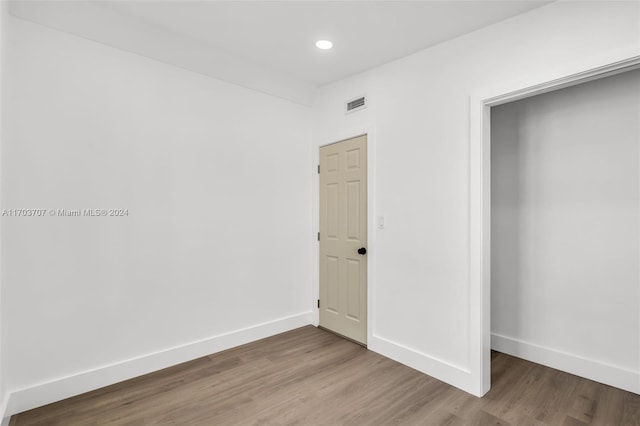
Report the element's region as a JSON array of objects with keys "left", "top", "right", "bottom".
[
  {"left": 0, "top": 395, "right": 9, "bottom": 426},
  {"left": 368, "top": 334, "right": 478, "bottom": 396},
  {"left": 6, "top": 311, "right": 313, "bottom": 417},
  {"left": 492, "top": 333, "right": 640, "bottom": 394}
]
